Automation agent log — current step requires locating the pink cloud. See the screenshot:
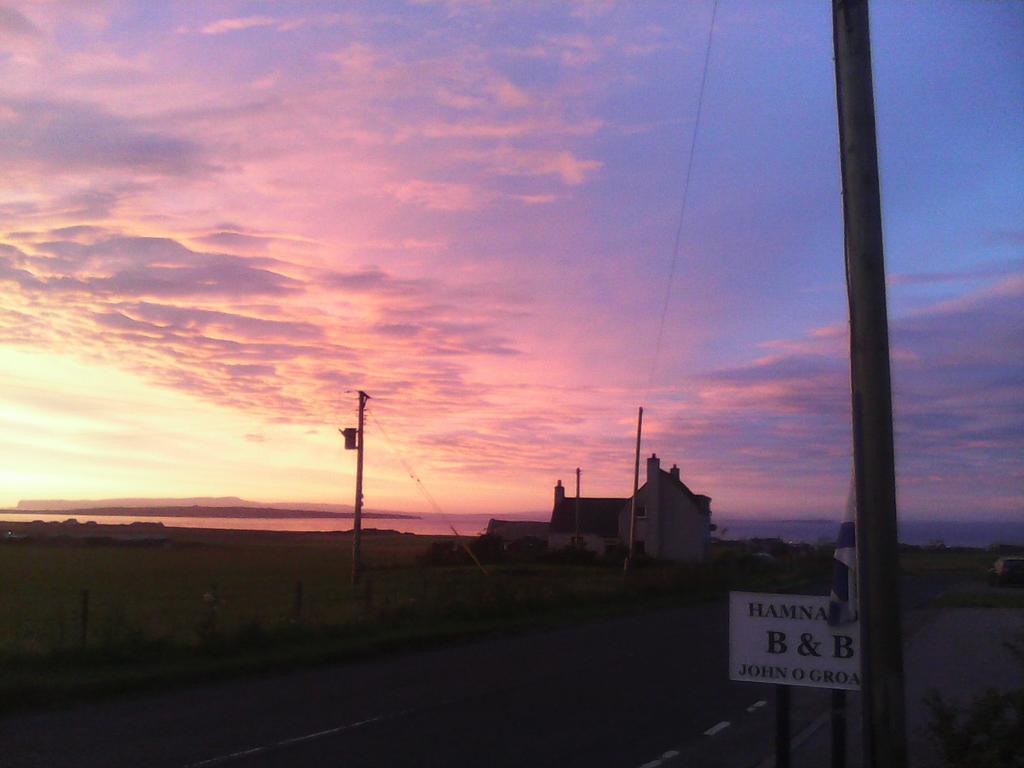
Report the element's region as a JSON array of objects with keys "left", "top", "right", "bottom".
[
  {"left": 485, "top": 148, "right": 603, "bottom": 186},
  {"left": 389, "top": 179, "right": 488, "bottom": 211},
  {"left": 0, "top": 6, "right": 40, "bottom": 37},
  {"left": 1, "top": 1, "right": 1018, "bottom": 519},
  {"left": 201, "top": 17, "right": 277, "bottom": 35},
  {"left": 0, "top": 98, "right": 210, "bottom": 176},
  {"left": 0, "top": 228, "right": 528, "bottom": 429}
]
